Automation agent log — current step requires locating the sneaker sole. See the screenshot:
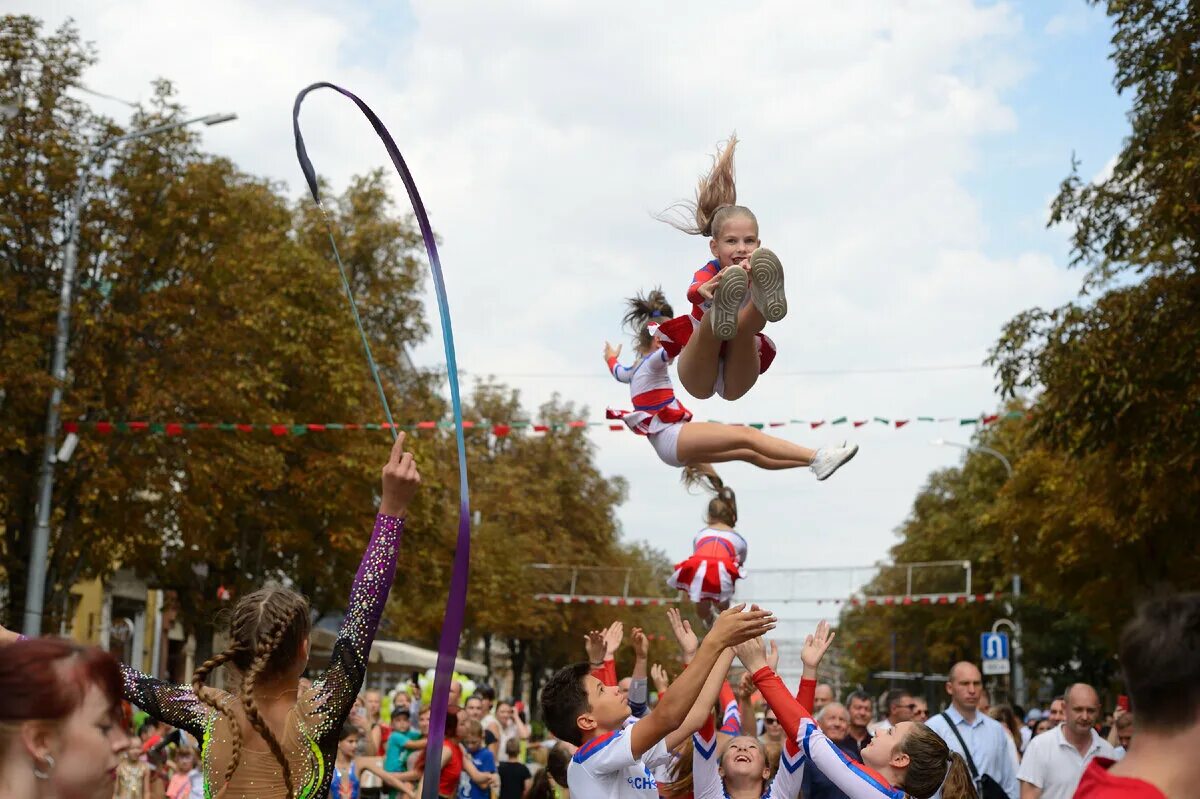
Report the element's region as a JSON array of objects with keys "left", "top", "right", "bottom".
[
  {"left": 749, "top": 248, "right": 787, "bottom": 323},
  {"left": 710, "top": 265, "right": 748, "bottom": 341},
  {"left": 815, "top": 444, "right": 859, "bottom": 481}
]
